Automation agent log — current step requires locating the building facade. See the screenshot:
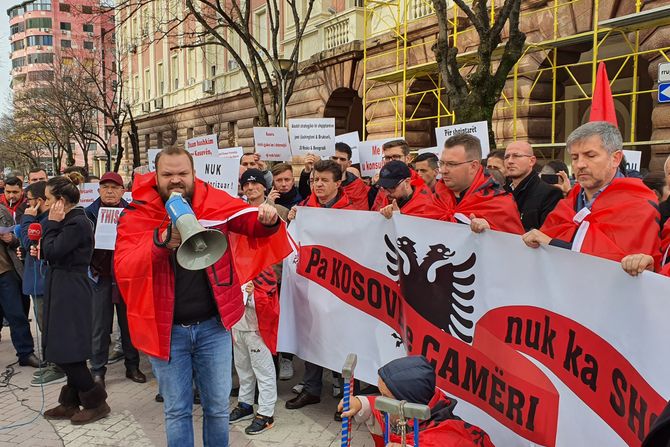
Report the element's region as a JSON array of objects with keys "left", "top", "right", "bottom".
[{"left": 118, "top": 0, "right": 670, "bottom": 171}]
